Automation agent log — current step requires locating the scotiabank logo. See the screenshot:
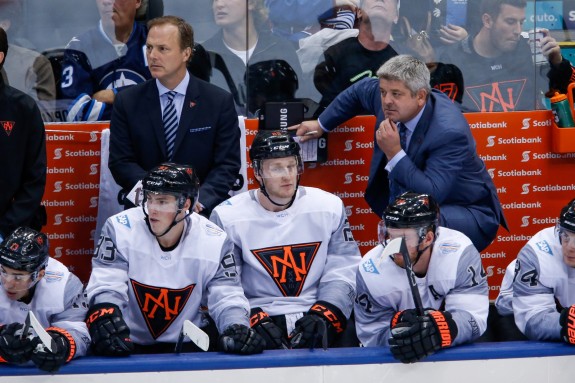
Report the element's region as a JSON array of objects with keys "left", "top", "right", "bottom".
[
  {"left": 521, "top": 216, "right": 530, "bottom": 227},
  {"left": 53, "top": 148, "right": 63, "bottom": 160},
  {"left": 89, "top": 197, "right": 98, "bottom": 208},
  {"left": 89, "top": 131, "right": 99, "bottom": 142},
  {"left": 54, "top": 181, "right": 63, "bottom": 192},
  {"left": 485, "top": 266, "right": 495, "bottom": 277},
  {"left": 521, "top": 184, "right": 530, "bottom": 194},
  {"left": 89, "top": 164, "right": 98, "bottom": 175},
  {"left": 521, "top": 118, "right": 531, "bottom": 130},
  {"left": 488, "top": 169, "right": 495, "bottom": 178},
  {"left": 345, "top": 205, "right": 353, "bottom": 216},
  {"left": 54, "top": 214, "right": 63, "bottom": 225},
  {"left": 54, "top": 247, "right": 63, "bottom": 258},
  {"left": 486, "top": 136, "right": 495, "bottom": 147},
  {"left": 521, "top": 151, "right": 531, "bottom": 162},
  {"left": 344, "top": 173, "right": 353, "bottom": 184},
  {"left": 344, "top": 140, "right": 353, "bottom": 151}
]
